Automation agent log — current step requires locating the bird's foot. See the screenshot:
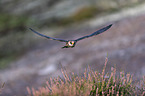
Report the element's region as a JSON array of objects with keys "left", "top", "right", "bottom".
[{"left": 61, "top": 46, "right": 69, "bottom": 48}]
